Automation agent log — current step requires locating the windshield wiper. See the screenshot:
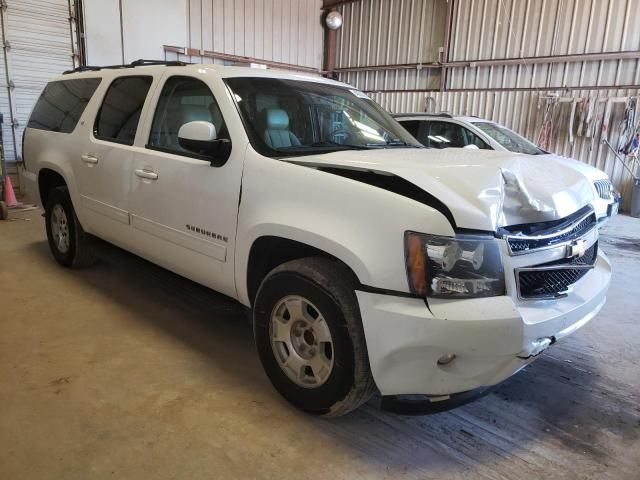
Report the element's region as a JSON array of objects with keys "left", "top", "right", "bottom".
[
  {"left": 385, "top": 140, "right": 413, "bottom": 146},
  {"left": 310, "top": 141, "right": 370, "bottom": 150},
  {"left": 365, "top": 139, "right": 417, "bottom": 148}
]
